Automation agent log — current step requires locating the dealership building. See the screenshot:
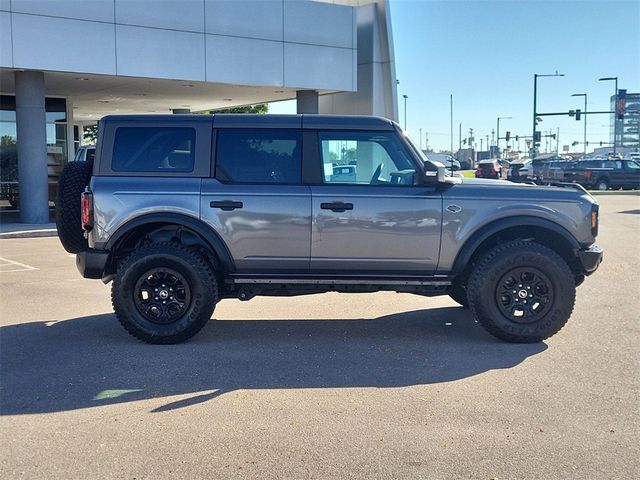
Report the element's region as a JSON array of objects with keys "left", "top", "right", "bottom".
[{"left": 0, "top": 0, "right": 397, "bottom": 223}]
